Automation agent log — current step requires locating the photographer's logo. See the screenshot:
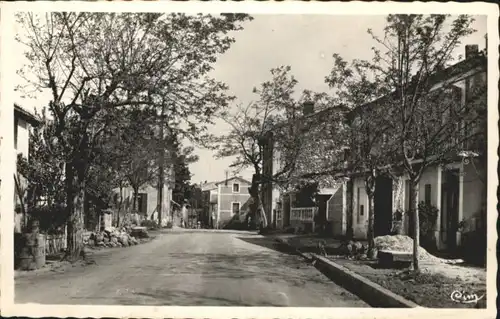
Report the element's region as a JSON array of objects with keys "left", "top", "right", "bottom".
[{"left": 450, "top": 290, "right": 485, "bottom": 304}]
